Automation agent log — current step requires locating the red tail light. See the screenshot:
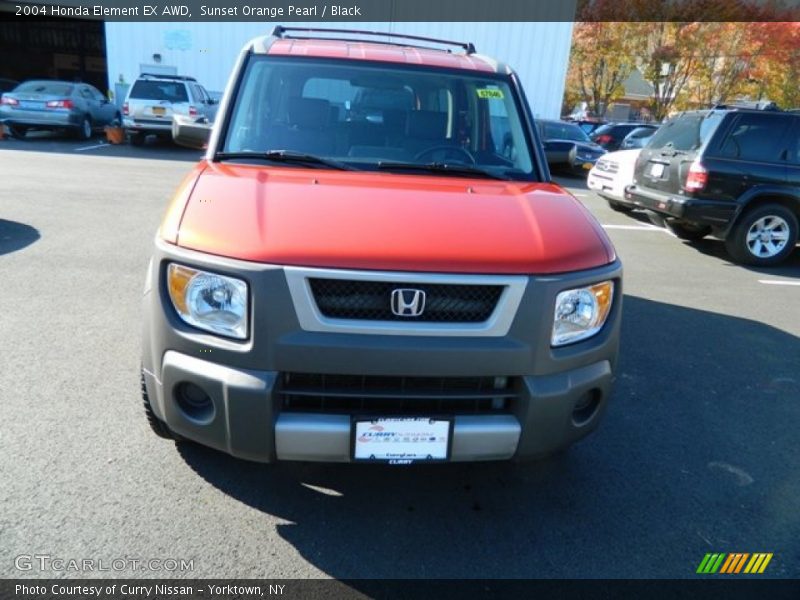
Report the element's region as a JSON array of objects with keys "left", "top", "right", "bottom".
[
  {"left": 684, "top": 160, "right": 708, "bottom": 192},
  {"left": 188, "top": 105, "right": 198, "bottom": 117},
  {"left": 122, "top": 102, "right": 129, "bottom": 116},
  {"left": 45, "top": 99, "right": 74, "bottom": 109},
  {"left": 1, "top": 96, "right": 19, "bottom": 106},
  {"left": 595, "top": 134, "right": 613, "bottom": 144}
]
